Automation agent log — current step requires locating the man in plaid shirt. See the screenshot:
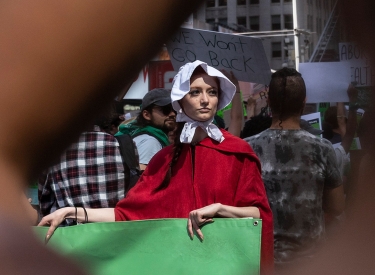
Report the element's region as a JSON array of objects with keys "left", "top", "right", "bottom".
[{"left": 38, "top": 126, "right": 129, "bottom": 226}]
